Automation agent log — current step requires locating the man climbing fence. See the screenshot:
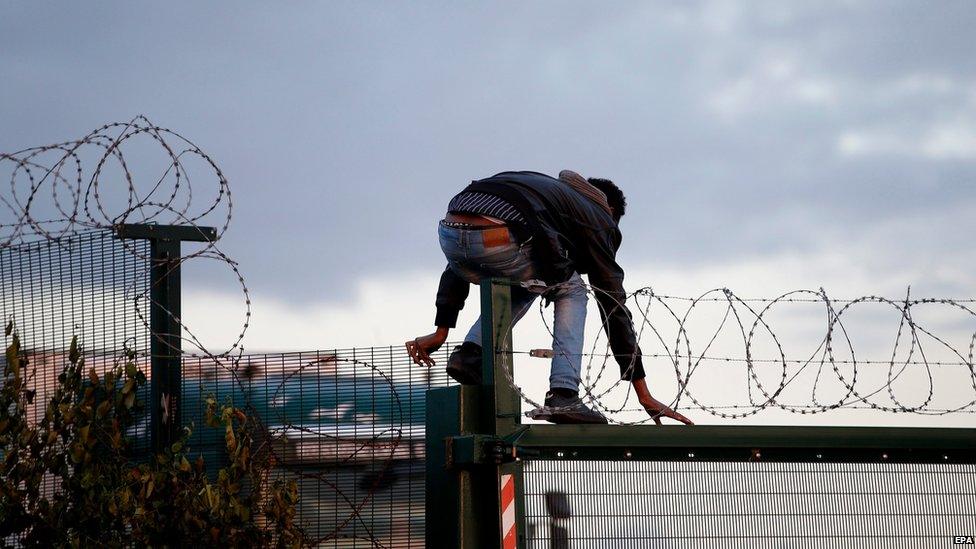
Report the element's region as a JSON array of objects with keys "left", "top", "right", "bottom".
[{"left": 406, "top": 170, "right": 693, "bottom": 425}]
